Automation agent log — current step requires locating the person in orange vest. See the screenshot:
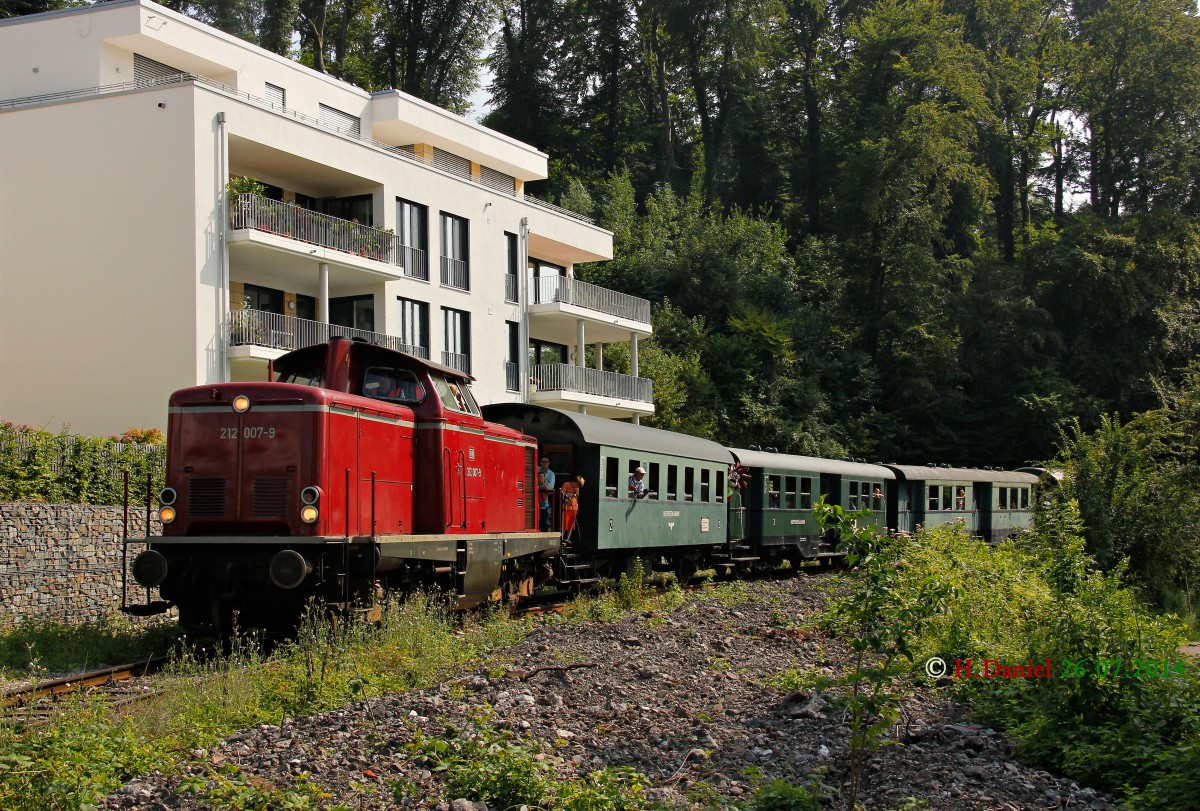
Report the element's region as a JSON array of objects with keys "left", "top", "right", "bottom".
[{"left": 561, "top": 475, "right": 584, "bottom": 538}]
